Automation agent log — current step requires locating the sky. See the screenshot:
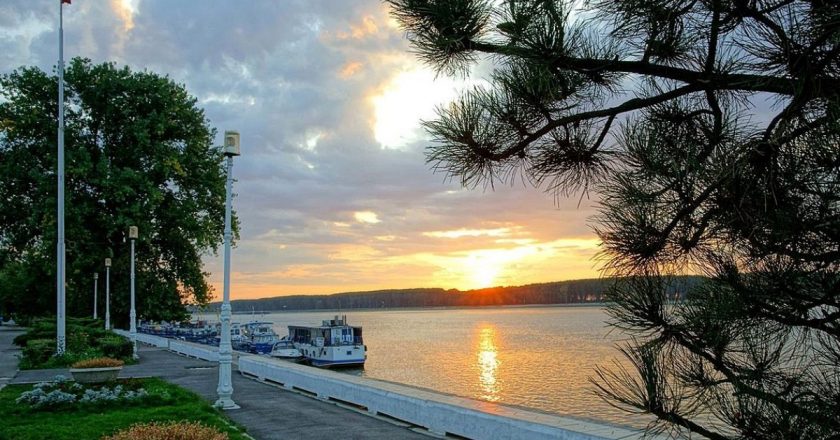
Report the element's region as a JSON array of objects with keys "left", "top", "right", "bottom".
[{"left": 0, "top": 0, "right": 602, "bottom": 299}]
